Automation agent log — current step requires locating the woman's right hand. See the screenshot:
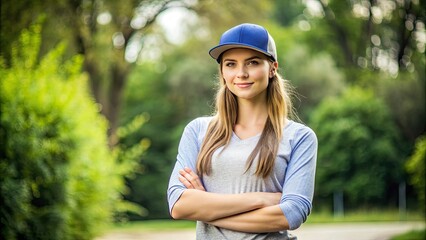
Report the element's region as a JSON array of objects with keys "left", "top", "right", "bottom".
[{"left": 179, "top": 167, "right": 206, "bottom": 191}]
